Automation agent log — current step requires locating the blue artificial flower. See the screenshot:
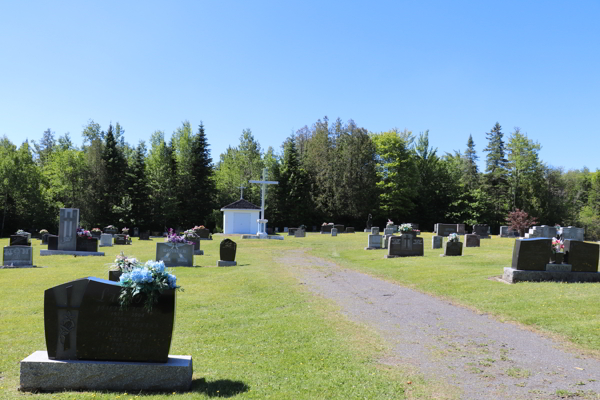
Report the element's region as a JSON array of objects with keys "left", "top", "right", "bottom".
[
  {"left": 167, "top": 273, "right": 177, "bottom": 289},
  {"left": 119, "top": 272, "right": 131, "bottom": 284},
  {"left": 154, "top": 260, "right": 165, "bottom": 273}
]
